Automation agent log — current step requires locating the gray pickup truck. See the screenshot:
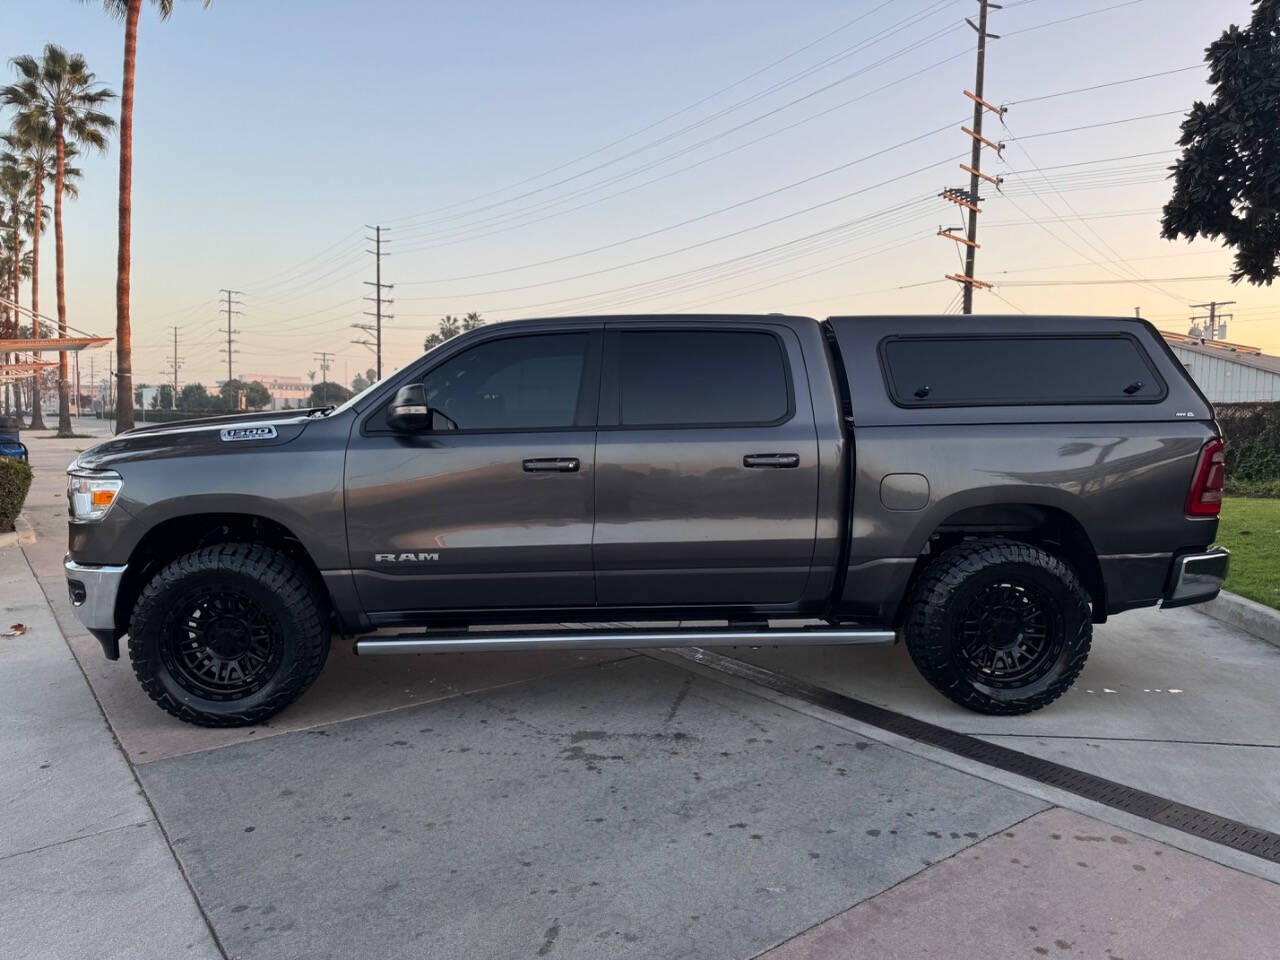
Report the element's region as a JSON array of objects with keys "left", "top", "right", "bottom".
[{"left": 64, "top": 314, "right": 1228, "bottom": 727}]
